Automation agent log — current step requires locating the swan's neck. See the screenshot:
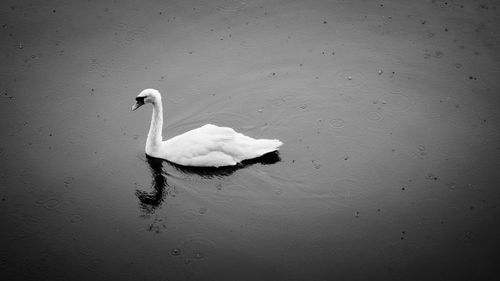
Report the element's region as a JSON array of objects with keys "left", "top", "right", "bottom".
[{"left": 146, "top": 99, "right": 163, "bottom": 154}]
